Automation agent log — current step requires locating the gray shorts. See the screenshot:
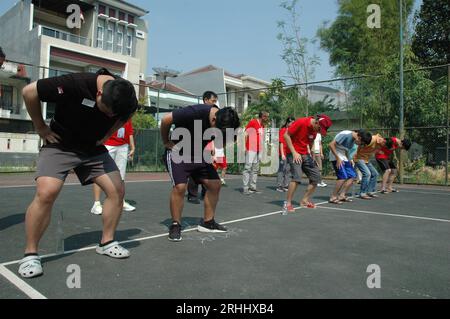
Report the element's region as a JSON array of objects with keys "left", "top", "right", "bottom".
[
  {"left": 287, "top": 153, "right": 321, "bottom": 185},
  {"left": 35, "top": 145, "right": 119, "bottom": 185}
]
